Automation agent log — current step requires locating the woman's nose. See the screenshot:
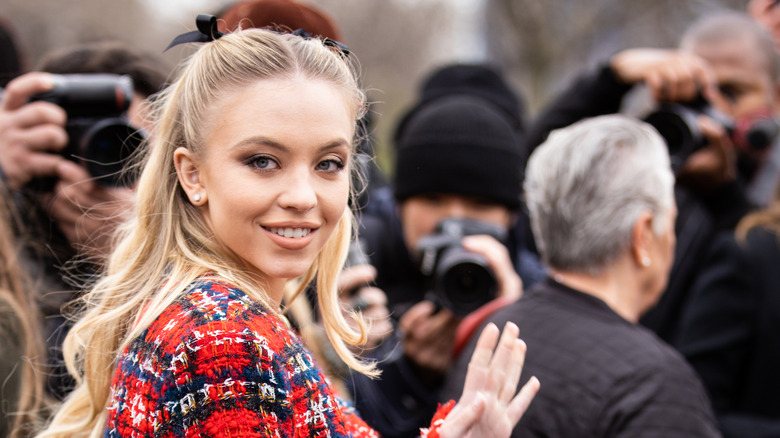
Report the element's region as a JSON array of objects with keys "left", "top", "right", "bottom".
[{"left": 278, "top": 170, "right": 317, "bottom": 211}]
